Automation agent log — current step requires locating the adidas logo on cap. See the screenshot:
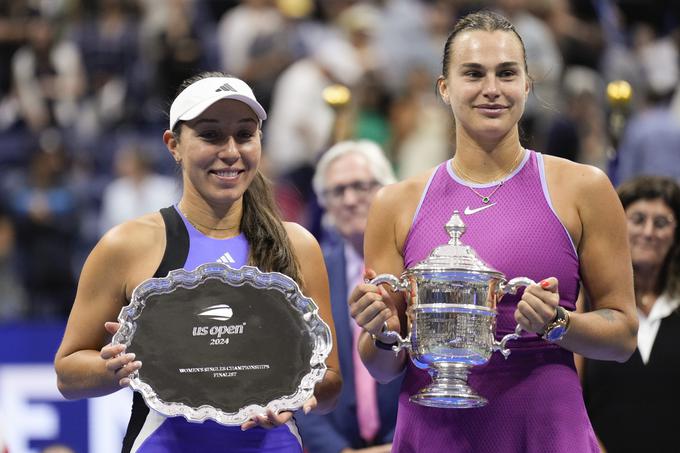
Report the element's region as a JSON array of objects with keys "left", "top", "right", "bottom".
[
  {"left": 215, "top": 82, "right": 236, "bottom": 93},
  {"left": 169, "top": 76, "right": 267, "bottom": 130}
]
